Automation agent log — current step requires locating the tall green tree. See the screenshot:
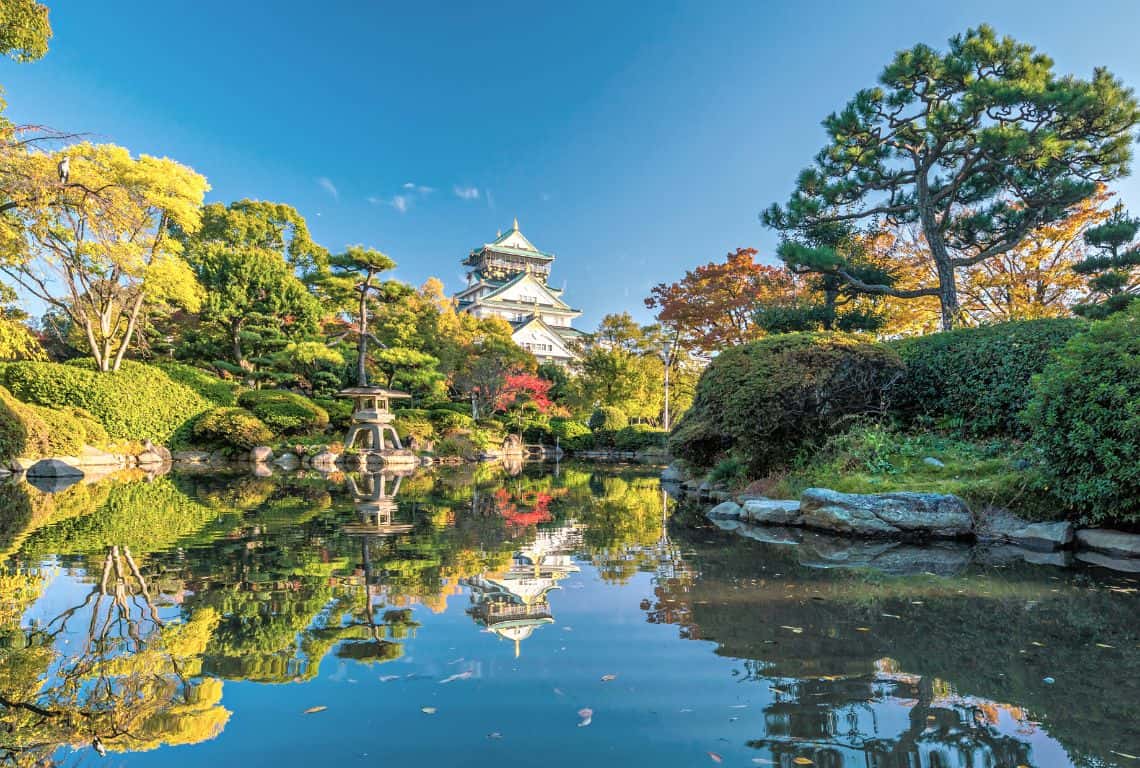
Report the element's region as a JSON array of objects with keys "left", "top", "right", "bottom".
[
  {"left": 178, "top": 201, "right": 325, "bottom": 376},
  {"left": 764, "top": 26, "right": 1140, "bottom": 330},
  {"left": 1072, "top": 204, "right": 1140, "bottom": 319},
  {"left": 322, "top": 246, "right": 396, "bottom": 386}
]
